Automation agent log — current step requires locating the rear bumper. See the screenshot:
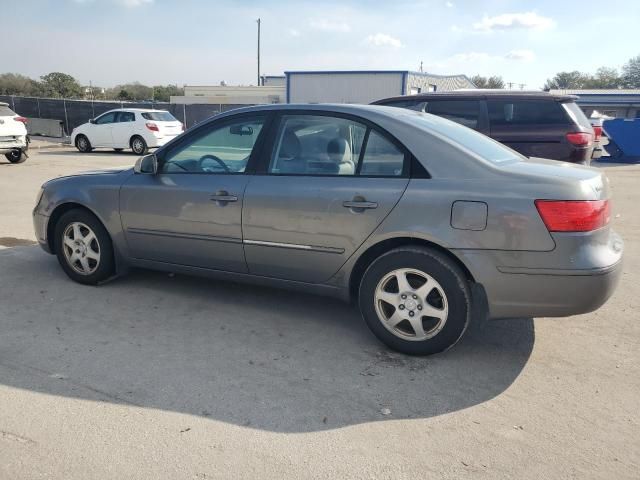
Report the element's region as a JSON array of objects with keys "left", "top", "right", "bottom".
[
  {"left": 456, "top": 229, "right": 624, "bottom": 319},
  {"left": 147, "top": 134, "right": 179, "bottom": 148},
  {"left": 0, "top": 136, "right": 28, "bottom": 153}
]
